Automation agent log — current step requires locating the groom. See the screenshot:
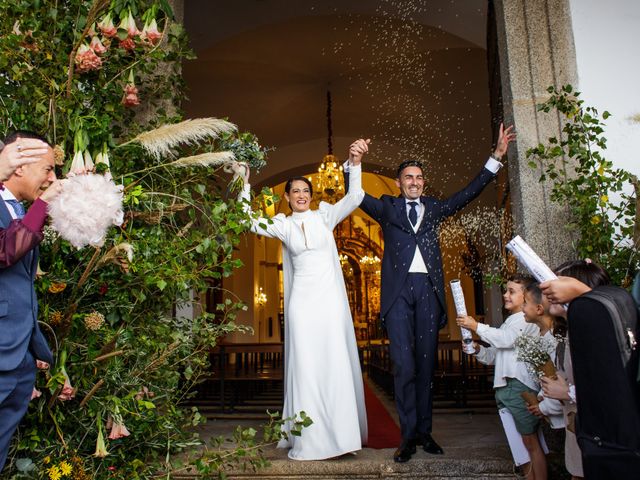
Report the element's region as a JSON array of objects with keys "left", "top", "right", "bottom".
[{"left": 346, "top": 124, "right": 515, "bottom": 462}]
